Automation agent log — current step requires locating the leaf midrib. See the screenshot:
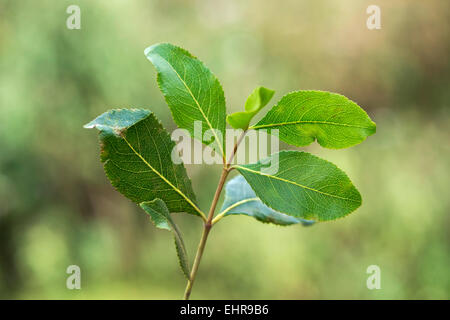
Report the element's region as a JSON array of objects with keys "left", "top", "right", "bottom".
[
  {"left": 235, "top": 165, "right": 360, "bottom": 203},
  {"left": 123, "top": 136, "right": 205, "bottom": 218},
  {"left": 221, "top": 197, "right": 259, "bottom": 215},
  {"left": 161, "top": 55, "right": 225, "bottom": 157},
  {"left": 250, "top": 120, "right": 374, "bottom": 130}
]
